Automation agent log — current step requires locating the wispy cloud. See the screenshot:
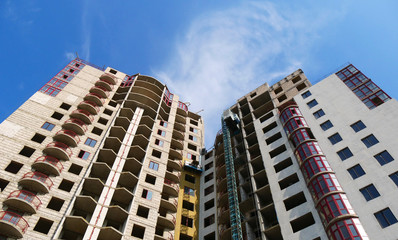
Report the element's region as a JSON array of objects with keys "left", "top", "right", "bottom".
[
  {"left": 81, "top": 0, "right": 91, "bottom": 61},
  {"left": 1, "top": 0, "right": 40, "bottom": 26},
  {"left": 65, "top": 52, "right": 75, "bottom": 61},
  {"left": 154, "top": 1, "right": 337, "bottom": 147}
]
